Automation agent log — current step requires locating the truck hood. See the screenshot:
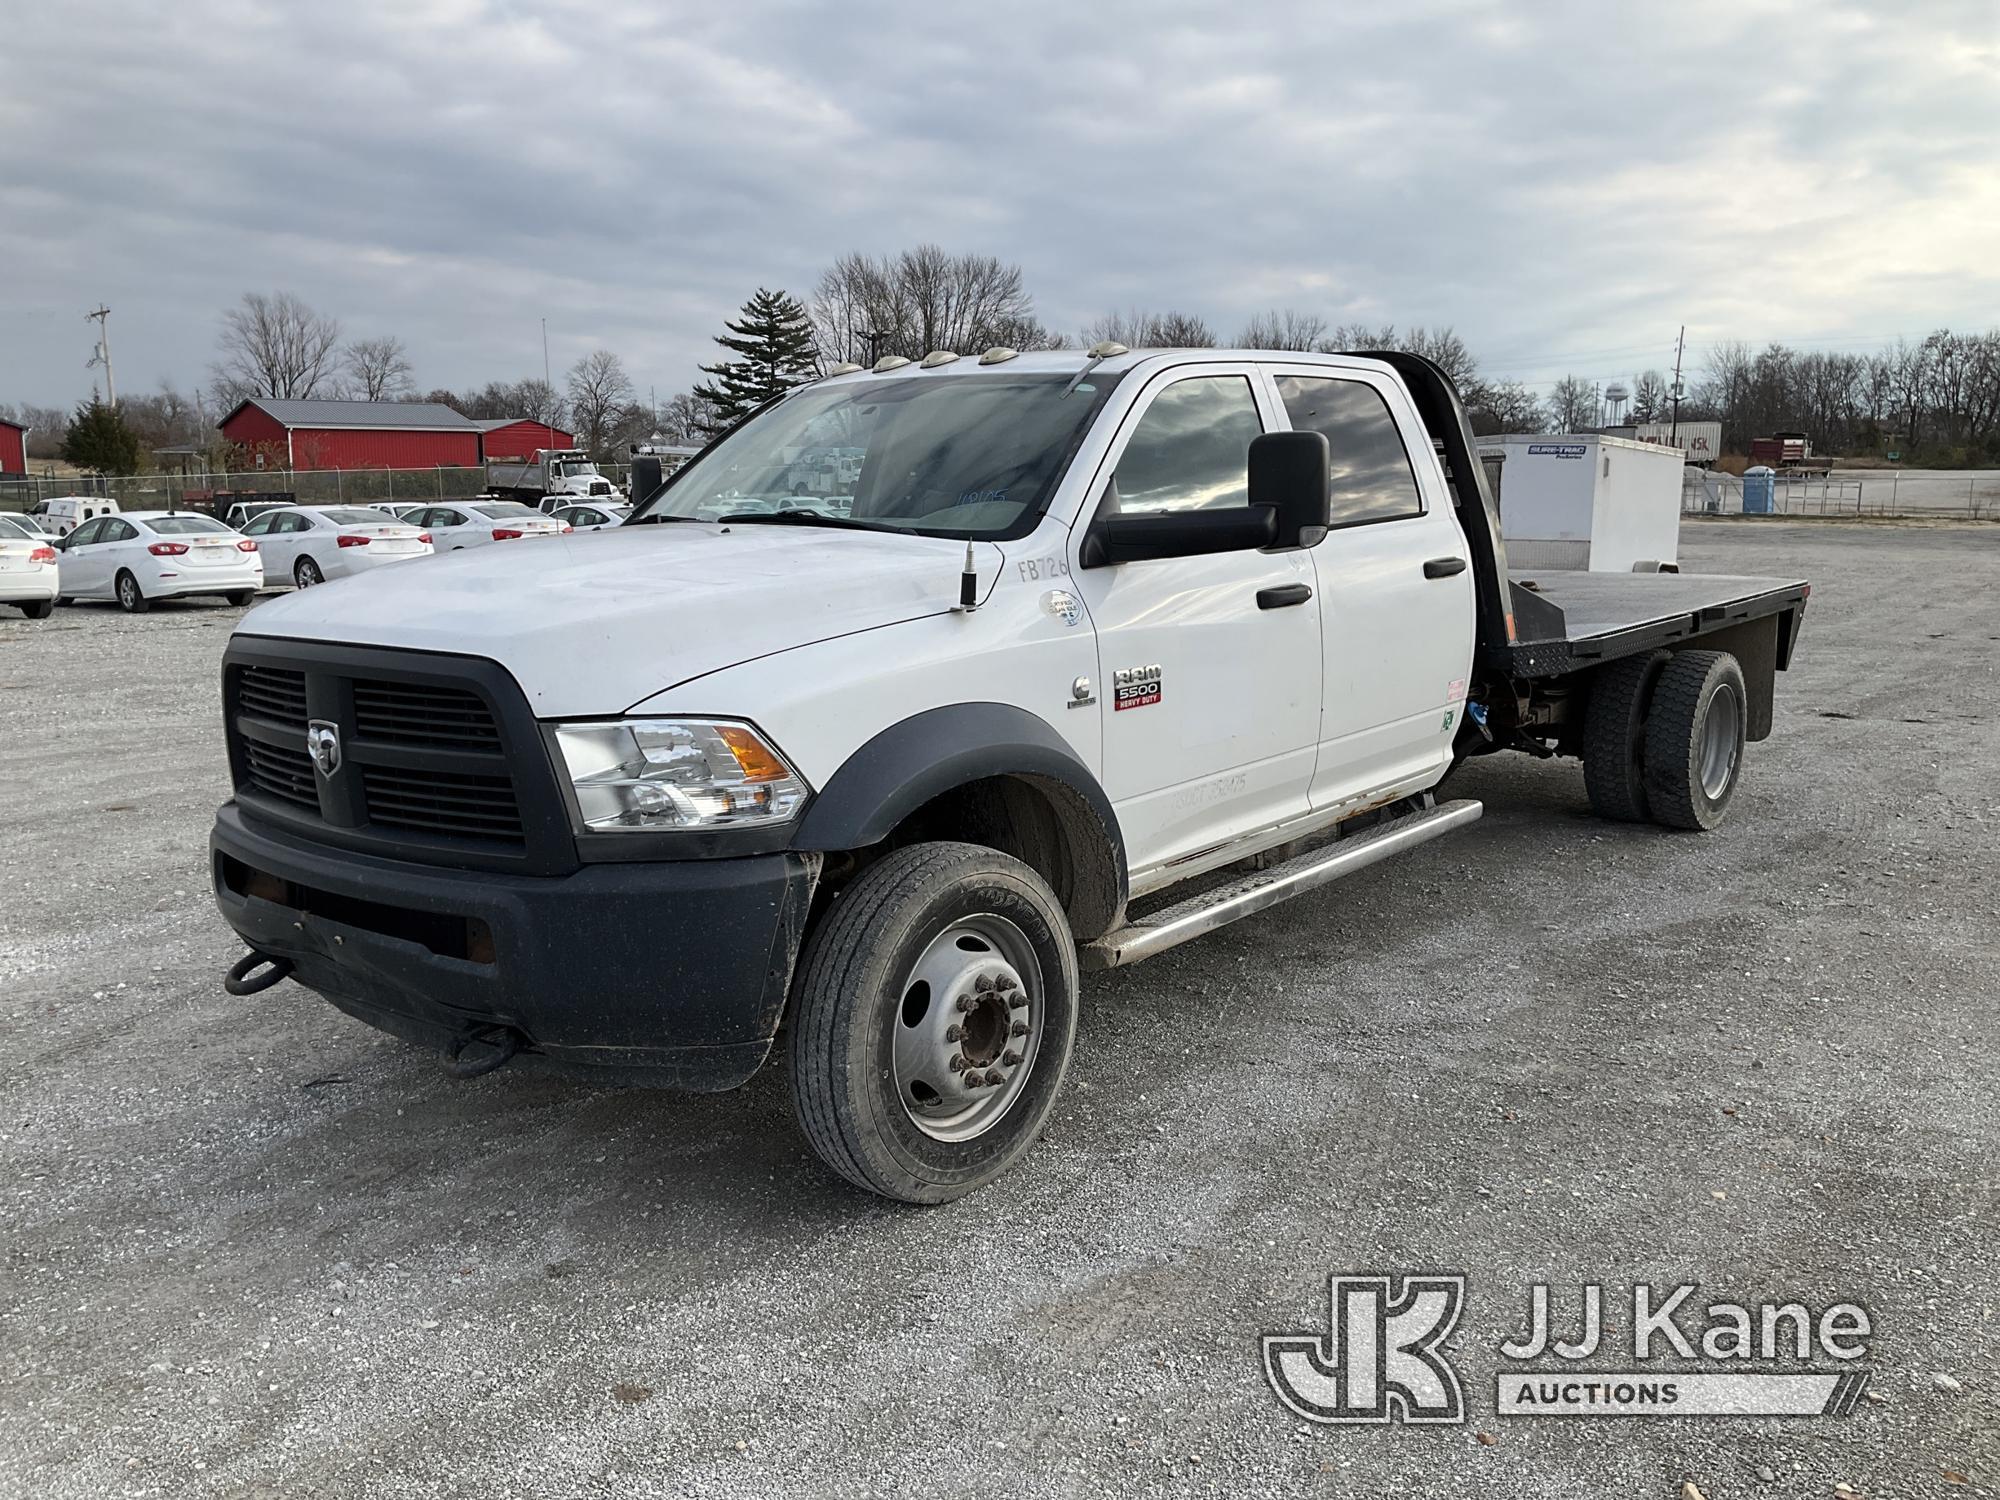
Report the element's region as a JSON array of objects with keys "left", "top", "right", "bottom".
[{"left": 236, "top": 523, "right": 1003, "bottom": 715}]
